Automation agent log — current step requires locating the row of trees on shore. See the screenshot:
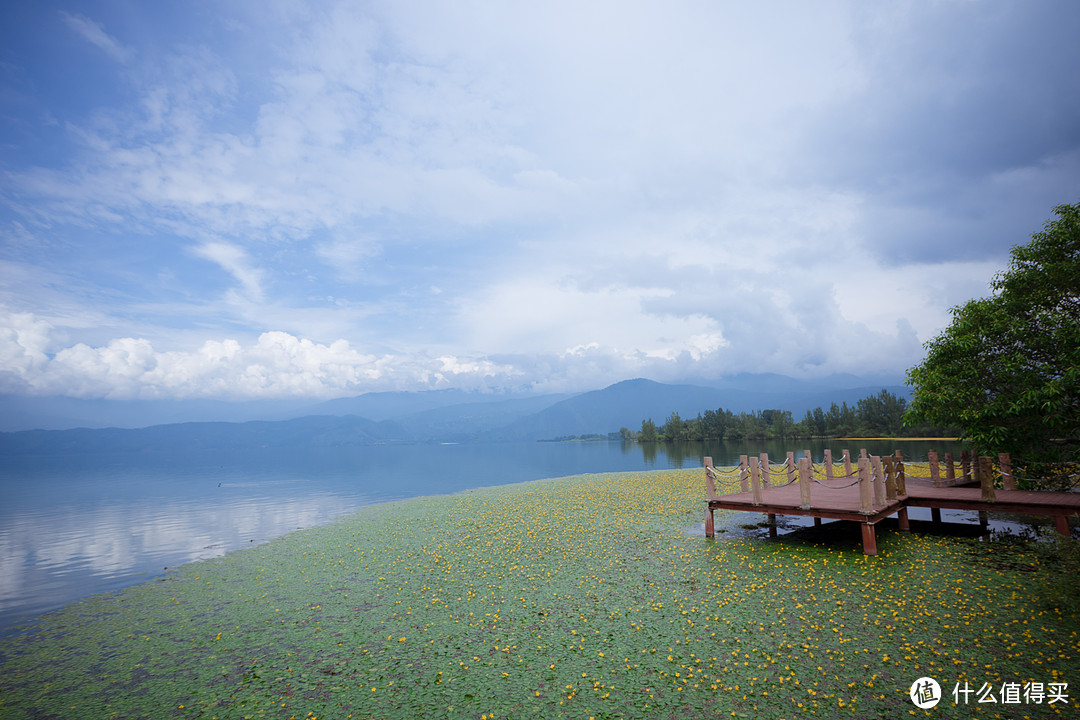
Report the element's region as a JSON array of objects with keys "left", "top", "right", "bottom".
[{"left": 623, "top": 389, "right": 954, "bottom": 442}]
